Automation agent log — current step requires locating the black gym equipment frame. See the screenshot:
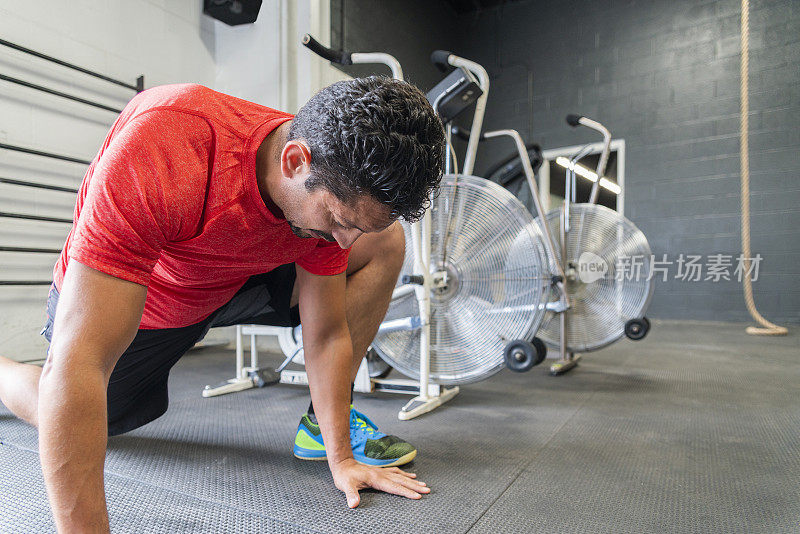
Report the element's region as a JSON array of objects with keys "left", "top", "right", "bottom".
[{"left": 0, "top": 39, "right": 144, "bottom": 286}]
